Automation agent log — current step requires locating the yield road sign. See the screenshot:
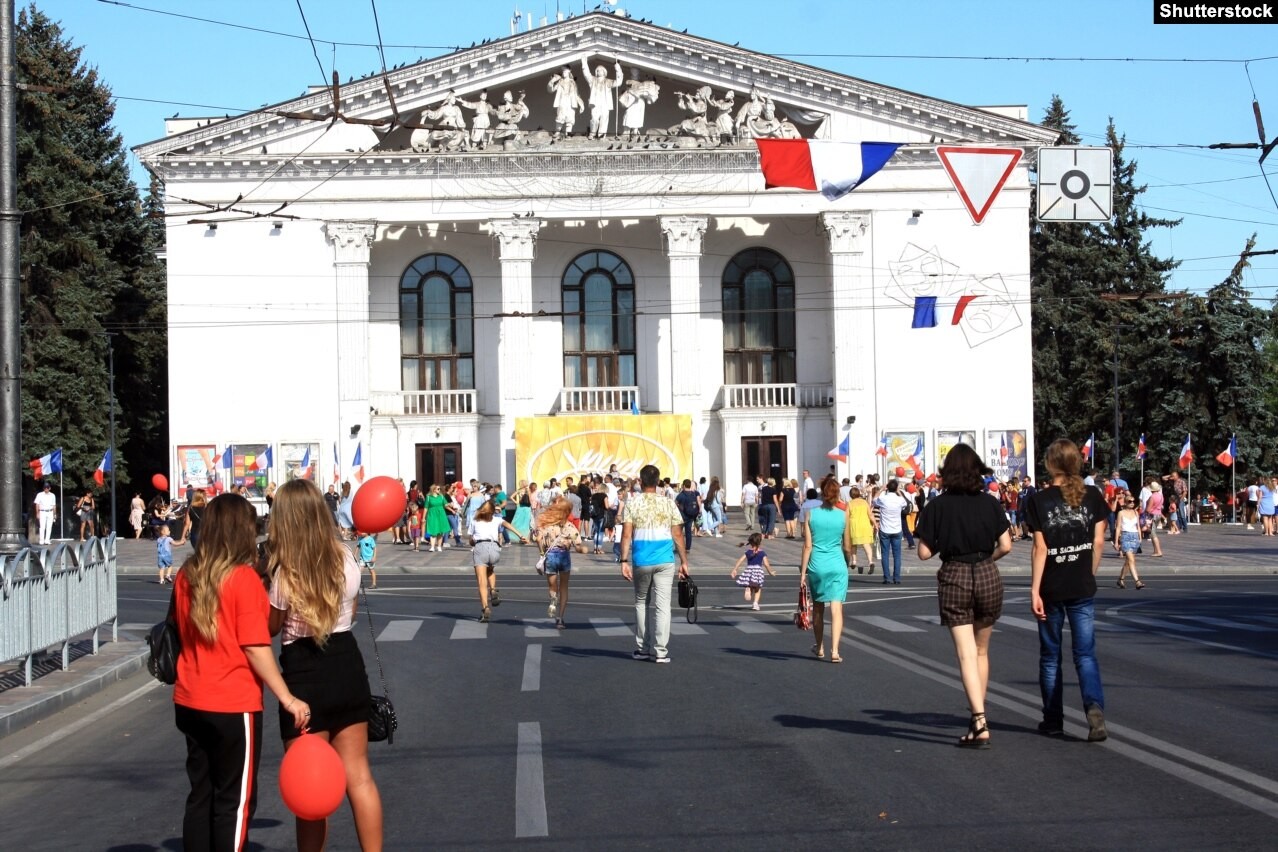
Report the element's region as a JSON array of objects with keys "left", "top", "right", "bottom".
[{"left": 935, "top": 146, "right": 1024, "bottom": 225}]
